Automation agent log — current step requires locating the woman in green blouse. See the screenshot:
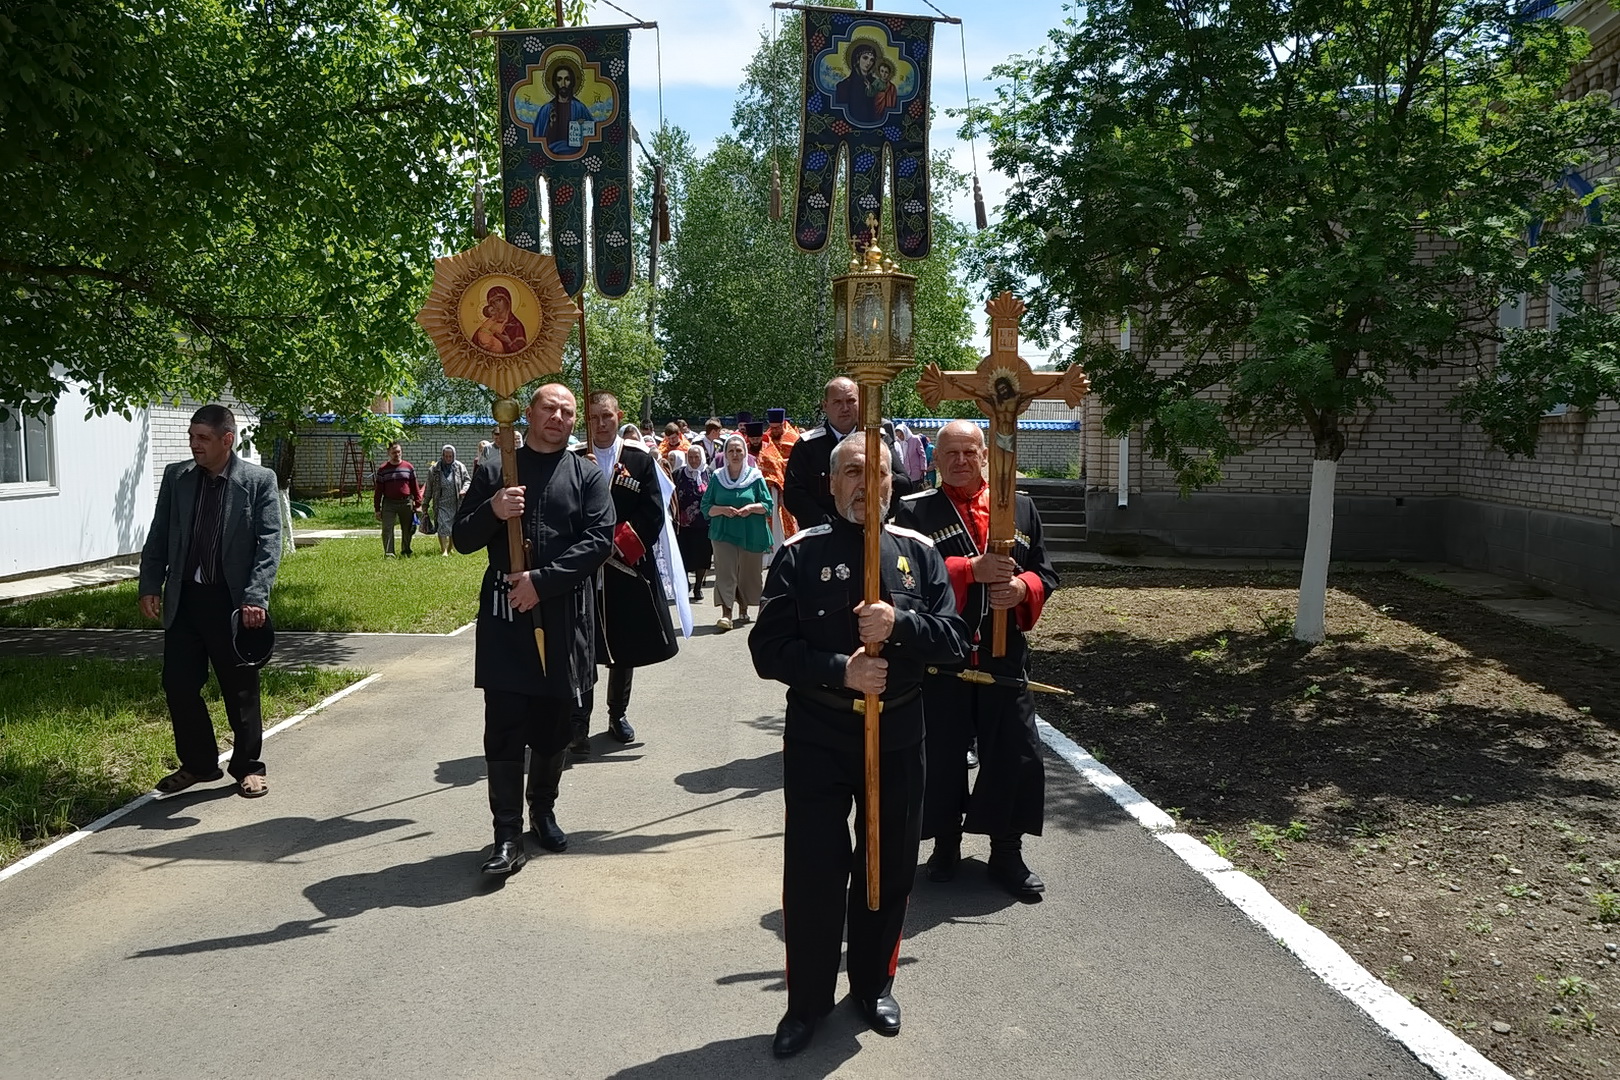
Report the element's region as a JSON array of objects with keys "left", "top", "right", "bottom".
[{"left": 701, "top": 433, "right": 774, "bottom": 631}]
